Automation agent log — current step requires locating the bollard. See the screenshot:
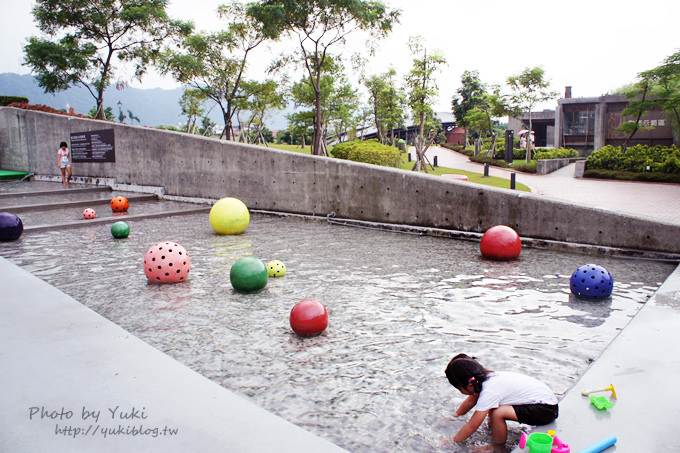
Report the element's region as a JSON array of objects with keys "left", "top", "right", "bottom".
[
  {"left": 511, "top": 173, "right": 516, "bottom": 190},
  {"left": 484, "top": 163, "right": 489, "bottom": 176},
  {"left": 408, "top": 153, "right": 411, "bottom": 162},
  {"left": 434, "top": 156, "right": 438, "bottom": 167}
]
